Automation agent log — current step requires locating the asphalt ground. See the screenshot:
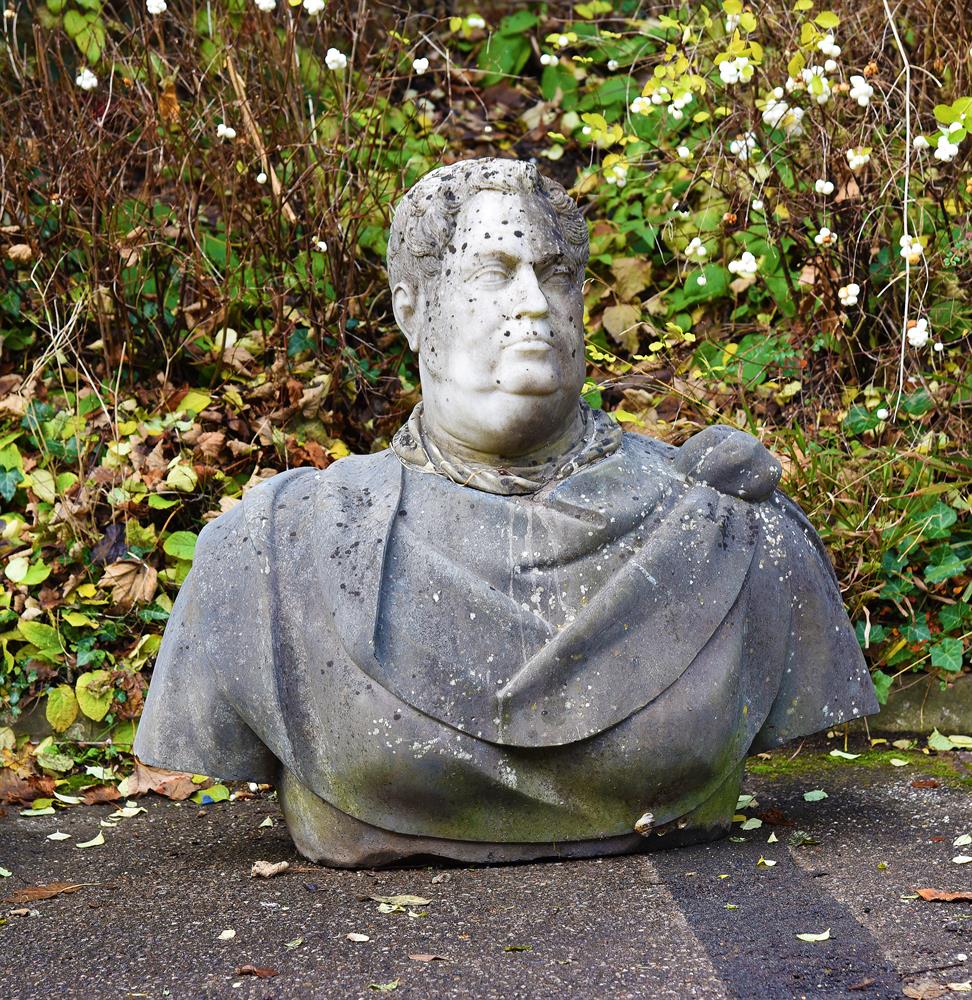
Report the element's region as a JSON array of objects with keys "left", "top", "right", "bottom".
[{"left": 1, "top": 739, "right": 971, "bottom": 1000}]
